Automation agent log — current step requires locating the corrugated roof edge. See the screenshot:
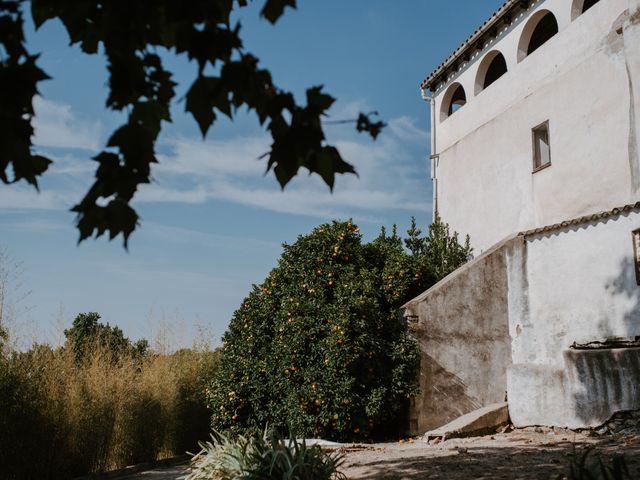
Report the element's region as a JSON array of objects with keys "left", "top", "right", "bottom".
[
  {"left": 421, "top": 0, "right": 522, "bottom": 92},
  {"left": 401, "top": 202, "right": 640, "bottom": 310},
  {"left": 520, "top": 202, "right": 640, "bottom": 237}
]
